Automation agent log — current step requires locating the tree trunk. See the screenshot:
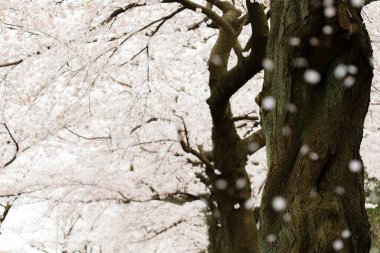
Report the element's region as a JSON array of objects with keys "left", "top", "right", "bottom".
[
  {"left": 205, "top": 2, "right": 268, "bottom": 252},
  {"left": 207, "top": 111, "right": 259, "bottom": 253},
  {"left": 260, "top": 1, "right": 373, "bottom": 252}
]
